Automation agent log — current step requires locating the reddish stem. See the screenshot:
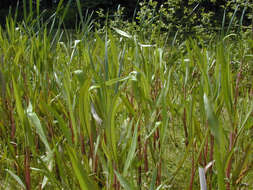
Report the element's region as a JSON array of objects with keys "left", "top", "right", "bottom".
[
  {"left": 80, "top": 132, "right": 86, "bottom": 155},
  {"left": 47, "top": 122, "right": 54, "bottom": 140},
  {"left": 234, "top": 67, "right": 242, "bottom": 111},
  {"left": 68, "top": 113, "right": 75, "bottom": 144},
  {"left": 226, "top": 132, "right": 234, "bottom": 190},
  {"left": 25, "top": 147, "right": 31, "bottom": 190},
  {"left": 182, "top": 87, "right": 188, "bottom": 146},
  {"left": 204, "top": 137, "right": 208, "bottom": 167},
  {"left": 113, "top": 169, "right": 117, "bottom": 190},
  {"left": 10, "top": 111, "right": 16, "bottom": 140},
  {"left": 156, "top": 161, "right": 162, "bottom": 187},
  {"left": 209, "top": 135, "right": 214, "bottom": 190},
  {"left": 89, "top": 134, "right": 94, "bottom": 163},
  {"left": 144, "top": 139, "right": 148, "bottom": 173},
  {"left": 189, "top": 145, "right": 195, "bottom": 190},
  {"left": 8, "top": 99, "right": 18, "bottom": 172},
  {"left": 183, "top": 107, "right": 189, "bottom": 146},
  {"left": 113, "top": 163, "right": 120, "bottom": 190},
  {"left": 138, "top": 121, "right": 142, "bottom": 189}
]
